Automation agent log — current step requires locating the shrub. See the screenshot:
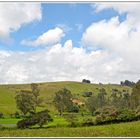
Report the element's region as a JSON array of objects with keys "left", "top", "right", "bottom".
[
  {"left": 82, "top": 118, "right": 94, "bottom": 126},
  {"left": 116, "top": 109, "right": 136, "bottom": 122},
  {"left": 65, "top": 113, "right": 78, "bottom": 127},
  {"left": 95, "top": 107, "right": 139, "bottom": 125},
  {"left": 82, "top": 92, "right": 92, "bottom": 97},
  {"left": 17, "top": 109, "right": 53, "bottom": 129},
  {"left": 10, "top": 111, "right": 20, "bottom": 118},
  {"left": 0, "top": 112, "right": 4, "bottom": 118},
  {"left": 69, "top": 105, "right": 79, "bottom": 113}
]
